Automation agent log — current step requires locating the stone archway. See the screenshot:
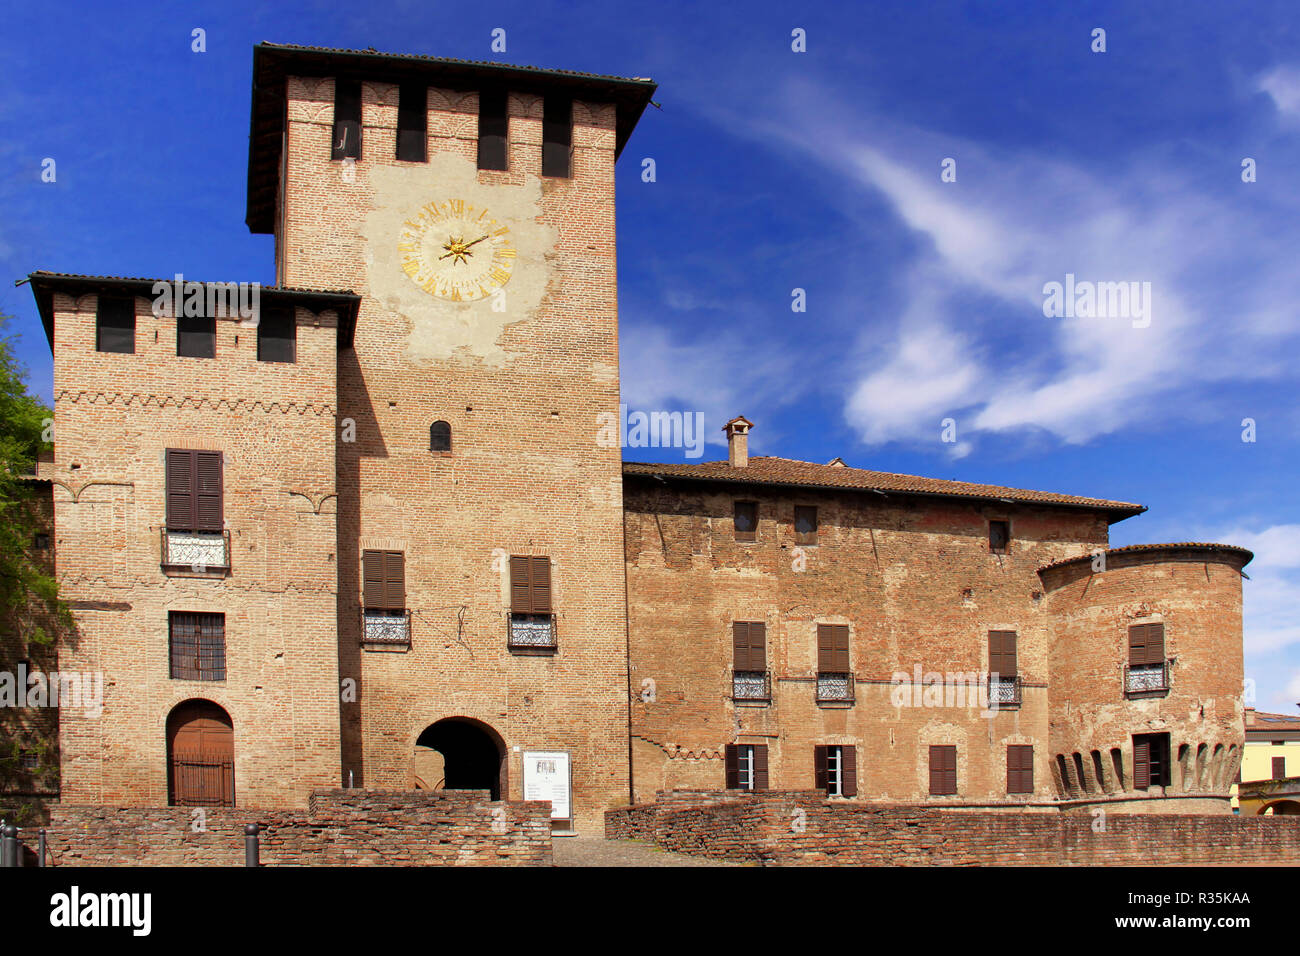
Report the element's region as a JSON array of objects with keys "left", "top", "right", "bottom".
[
  {"left": 1260, "top": 799, "right": 1300, "bottom": 815},
  {"left": 166, "top": 699, "right": 235, "bottom": 807},
  {"left": 414, "top": 717, "right": 507, "bottom": 800}
]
